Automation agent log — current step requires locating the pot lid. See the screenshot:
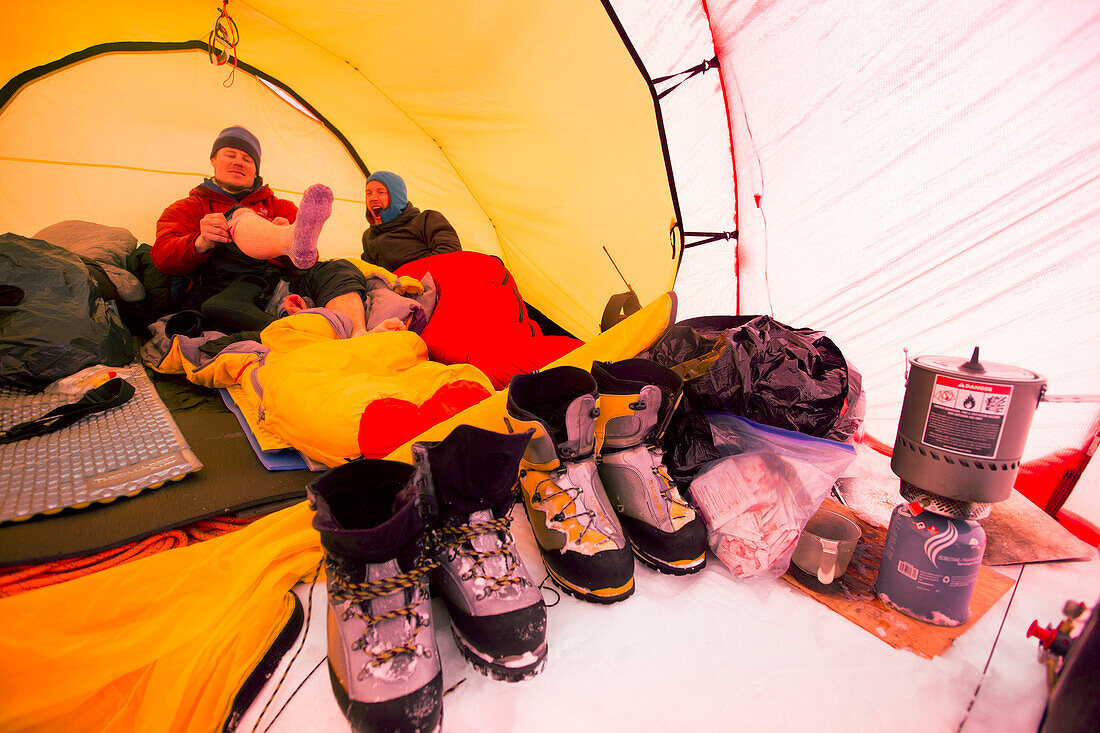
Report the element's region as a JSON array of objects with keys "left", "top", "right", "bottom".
[{"left": 912, "top": 347, "right": 1046, "bottom": 384}]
